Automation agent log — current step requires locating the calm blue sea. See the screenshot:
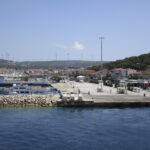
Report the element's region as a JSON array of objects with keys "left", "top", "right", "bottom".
[{"left": 0, "top": 107, "right": 150, "bottom": 150}]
